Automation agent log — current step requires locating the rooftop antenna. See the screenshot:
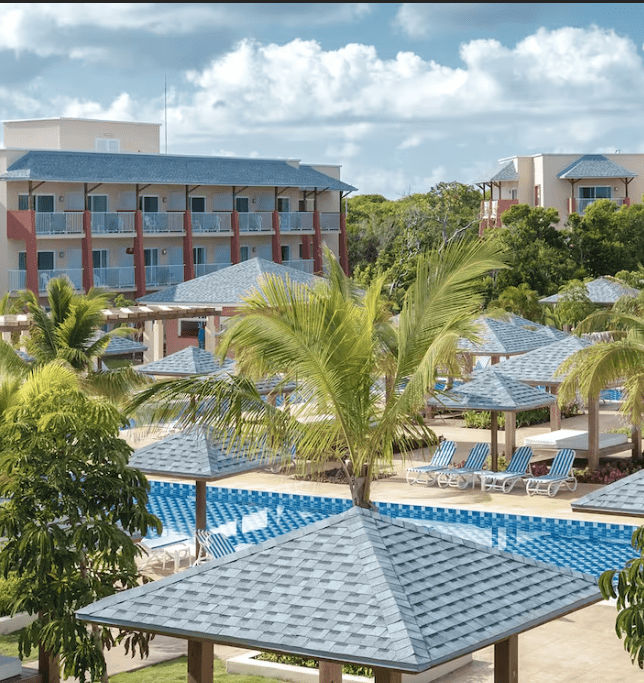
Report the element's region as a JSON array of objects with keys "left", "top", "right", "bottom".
[{"left": 164, "top": 73, "right": 168, "bottom": 154}]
